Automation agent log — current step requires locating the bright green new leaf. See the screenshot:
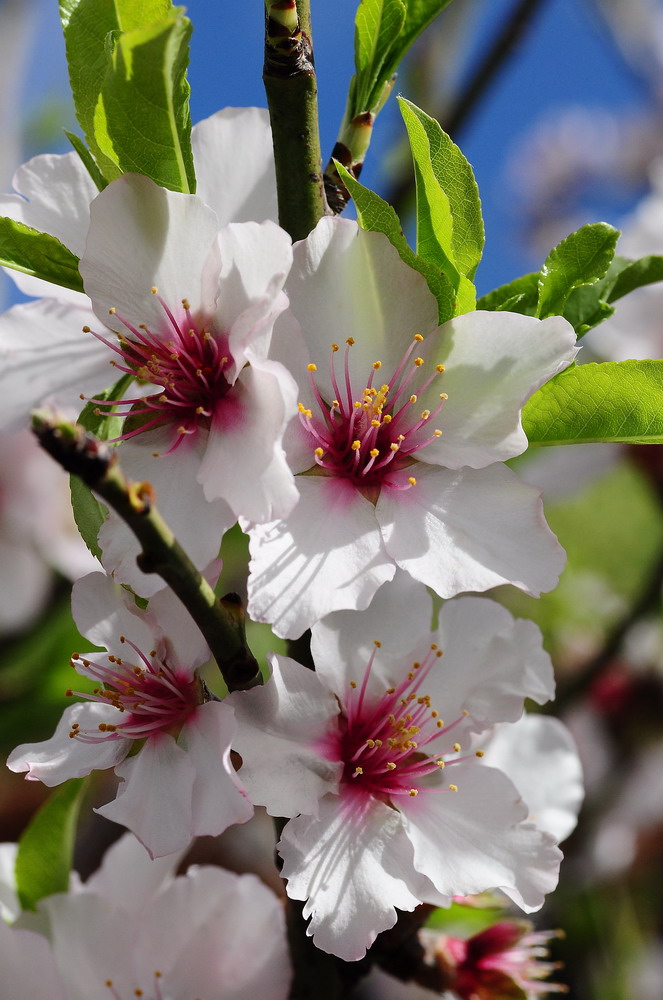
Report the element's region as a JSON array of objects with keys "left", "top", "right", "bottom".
[
  {"left": 537, "top": 223, "right": 619, "bottom": 319},
  {"left": 351, "top": 0, "right": 453, "bottom": 116},
  {"left": 0, "top": 217, "right": 84, "bottom": 293},
  {"left": 65, "top": 130, "right": 108, "bottom": 192},
  {"left": 336, "top": 163, "right": 455, "bottom": 323},
  {"left": 96, "top": 12, "right": 195, "bottom": 193},
  {"left": 354, "top": 0, "right": 406, "bottom": 113},
  {"left": 70, "top": 374, "right": 133, "bottom": 560},
  {"left": 15, "top": 778, "right": 86, "bottom": 910},
  {"left": 59, "top": 1, "right": 194, "bottom": 192},
  {"left": 399, "top": 98, "right": 481, "bottom": 314},
  {"left": 523, "top": 360, "right": 663, "bottom": 446},
  {"left": 604, "top": 254, "right": 663, "bottom": 303}
]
